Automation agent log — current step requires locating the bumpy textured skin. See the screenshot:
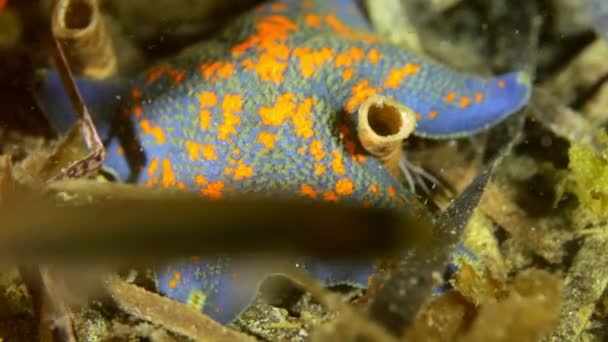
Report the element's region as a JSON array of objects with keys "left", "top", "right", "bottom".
[{"left": 39, "top": 0, "right": 531, "bottom": 324}]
